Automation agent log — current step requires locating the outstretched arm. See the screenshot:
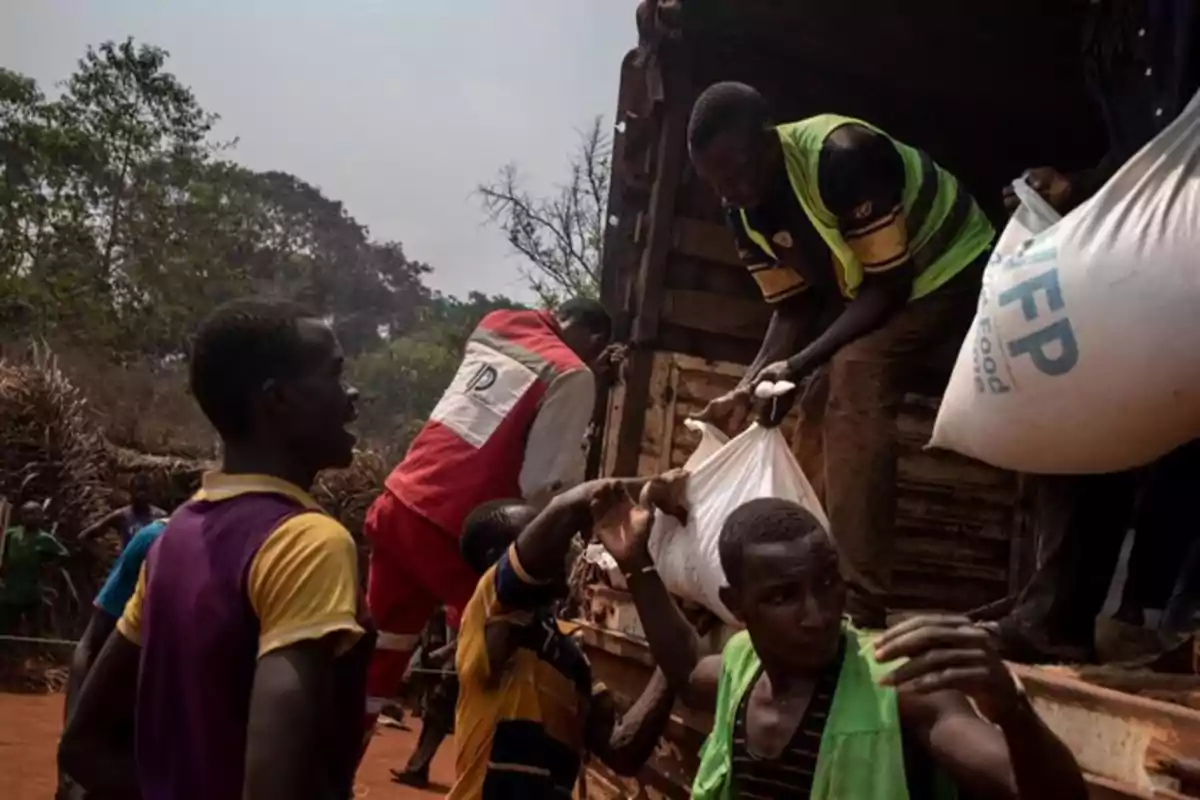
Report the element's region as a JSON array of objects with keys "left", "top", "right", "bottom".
[
  {"left": 64, "top": 609, "right": 118, "bottom": 724},
  {"left": 58, "top": 629, "right": 140, "bottom": 795},
  {"left": 427, "top": 639, "right": 457, "bottom": 669},
  {"left": 520, "top": 369, "right": 597, "bottom": 508},
  {"left": 778, "top": 270, "right": 911, "bottom": 381},
  {"left": 877, "top": 615, "right": 1087, "bottom": 800},
  {"left": 586, "top": 668, "right": 676, "bottom": 777},
  {"left": 511, "top": 480, "right": 609, "bottom": 581},
  {"left": 59, "top": 560, "right": 152, "bottom": 795},
  {"left": 724, "top": 202, "right": 812, "bottom": 390},
  {"left": 482, "top": 479, "right": 643, "bottom": 687},
  {"left": 513, "top": 477, "right": 682, "bottom": 581},
  {"left": 744, "top": 302, "right": 816, "bottom": 388},
  {"left": 592, "top": 481, "right": 721, "bottom": 712},
  {"left": 757, "top": 125, "right": 915, "bottom": 387},
  {"left": 78, "top": 509, "right": 124, "bottom": 542}
]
